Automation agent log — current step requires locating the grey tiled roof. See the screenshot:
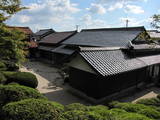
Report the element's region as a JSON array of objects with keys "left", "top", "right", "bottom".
[
  {"left": 138, "top": 54, "right": 160, "bottom": 65},
  {"left": 39, "top": 31, "right": 76, "bottom": 44},
  {"left": 52, "top": 45, "right": 75, "bottom": 55},
  {"left": 80, "top": 50, "right": 146, "bottom": 76},
  {"left": 38, "top": 46, "right": 55, "bottom": 51},
  {"left": 35, "top": 29, "right": 54, "bottom": 36},
  {"left": 147, "top": 30, "right": 160, "bottom": 38},
  {"left": 63, "top": 27, "right": 145, "bottom": 47}
]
